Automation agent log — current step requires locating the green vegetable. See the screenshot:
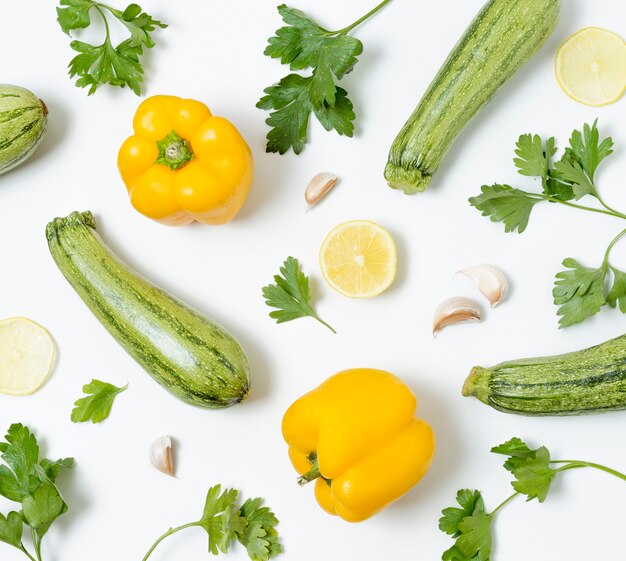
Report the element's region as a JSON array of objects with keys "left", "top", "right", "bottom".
[
  {"left": 440, "top": 437, "right": 626, "bottom": 561},
  {"left": 71, "top": 379, "right": 128, "bottom": 423},
  {"left": 46, "top": 211, "right": 250, "bottom": 409},
  {"left": 463, "top": 333, "right": 626, "bottom": 415},
  {"left": 470, "top": 121, "right": 626, "bottom": 327},
  {"left": 141, "top": 484, "right": 281, "bottom": 561},
  {"left": 56, "top": 0, "right": 167, "bottom": 95},
  {"left": 0, "top": 85, "right": 47, "bottom": 176},
  {"left": 258, "top": 0, "right": 392, "bottom": 154},
  {"left": 0, "top": 423, "right": 73, "bottom": 561},
  {"left": 385, "top": 0, "right": 559, "bottom": 194},
  {"left": 262, "top": 256, "right": 336, "bottom": 333}
]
